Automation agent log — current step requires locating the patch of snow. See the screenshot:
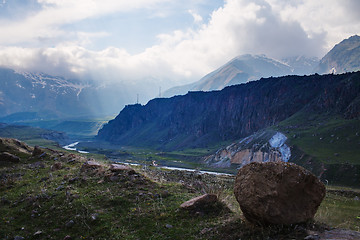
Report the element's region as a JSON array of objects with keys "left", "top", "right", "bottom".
[
  {"left": 269, "top": 132, "right": 291, "bottom": 162},
  {"left": 269, "top": 132, "right": 287, "bottom": 148}
]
